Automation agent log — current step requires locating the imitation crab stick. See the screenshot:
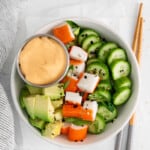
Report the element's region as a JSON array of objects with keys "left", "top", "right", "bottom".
[
  {"left": 65, "top": 92, "right": 82, "bottom": 105},
  {"left": 61, "top": 122, "right": 70, "bottom": 135},
  {"left": 62, "top": 102, "right": 98, "bottom": 121},
  {"left": 77, "top": 72, "right": 100, "bottom": 93},
  {"left": 61, "top": 76, "right": 78, "bottom": 92},
  {"left": 70, "top": 59, "right": 85, "bottom": 76},
  {"left": 68, "top": 124, "right": 88, "bottom": 141},
  {"left": 69, "top": 46, "right": 88, "bottom": 62},
  {"left": 62, "top": 104, "right": 82, "bottom": 118},
  {"left": 52, "top": 23, "right": 75, "bottom": 44}
]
